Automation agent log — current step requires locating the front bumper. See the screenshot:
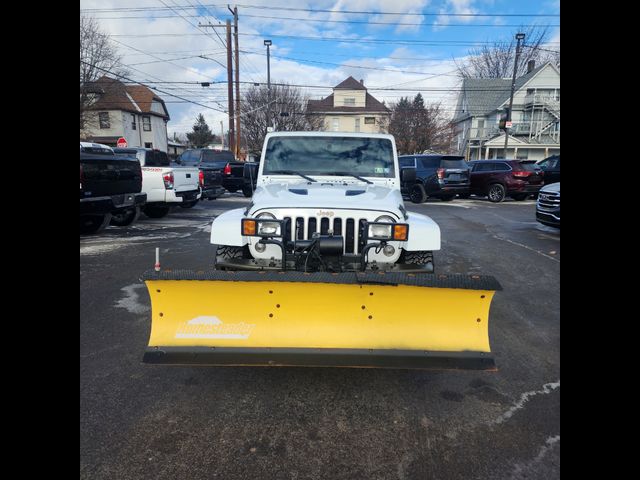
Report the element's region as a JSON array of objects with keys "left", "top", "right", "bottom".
[
  {"left": 536, "top": 209, "right": 560, "bottom": 228},
  {"left": 80, "top": 192, "right": 146, "bottom": 215}
]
